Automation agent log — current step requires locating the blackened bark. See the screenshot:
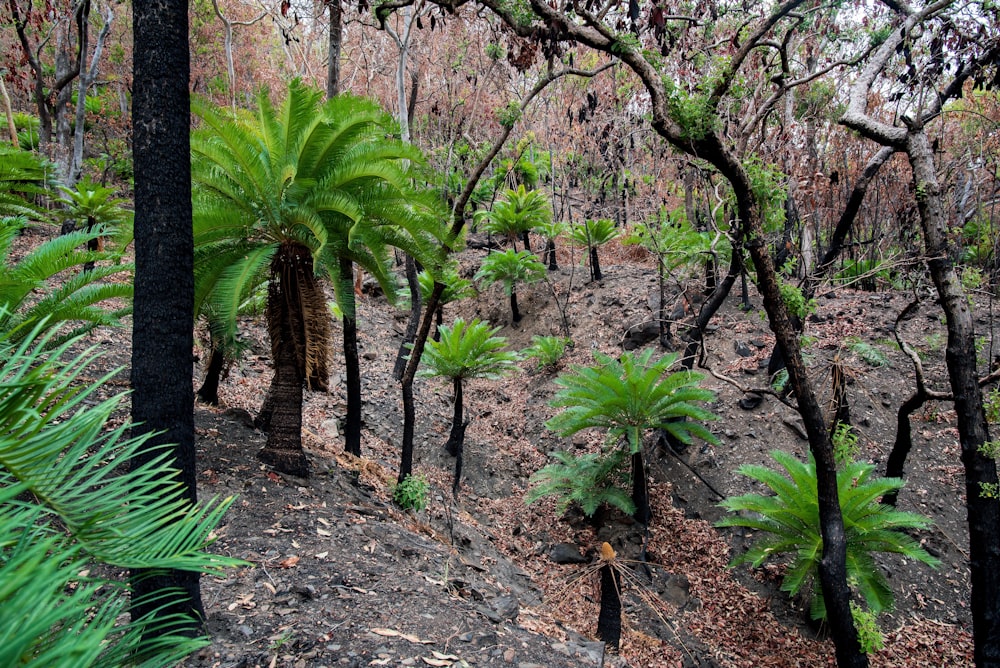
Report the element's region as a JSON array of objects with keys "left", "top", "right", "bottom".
[
  {"left": 129, "top": 0, "right": 202, "bottom": 635},
  {"left": 445, "top": 377, "right": 464, "bottom": 456},
  {"left": 630, "top": 450, "right": 650, "bottom": 526},
  {"left": 590, "top": 246, "right": 602, "bottom": 281},
  {"left": 393, "top": 254, "right": 422, "bottom": 380},
  {"left": 341, "top": 257, "right": 362, "bottom": 457},
  {"left": 544, "top": 238, "right": 558, "bottom": 270},
  {"left": 196, "top": 343, "right": 224, "bottom": 406},
  {"left": 882, "top": 391, "right": 925, "bottom": 507},
  {"left": 680, "top": 242, "right": 740, "bottom": 369},
  {"left": 597, "top": 563, "right": 622, "bottom": 651},
  {"left": 908, "top": 133, "right": 1000, "bottom": 666},
  {"left": 510, "top": 291, "right": 521, "bottom": 323}
]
